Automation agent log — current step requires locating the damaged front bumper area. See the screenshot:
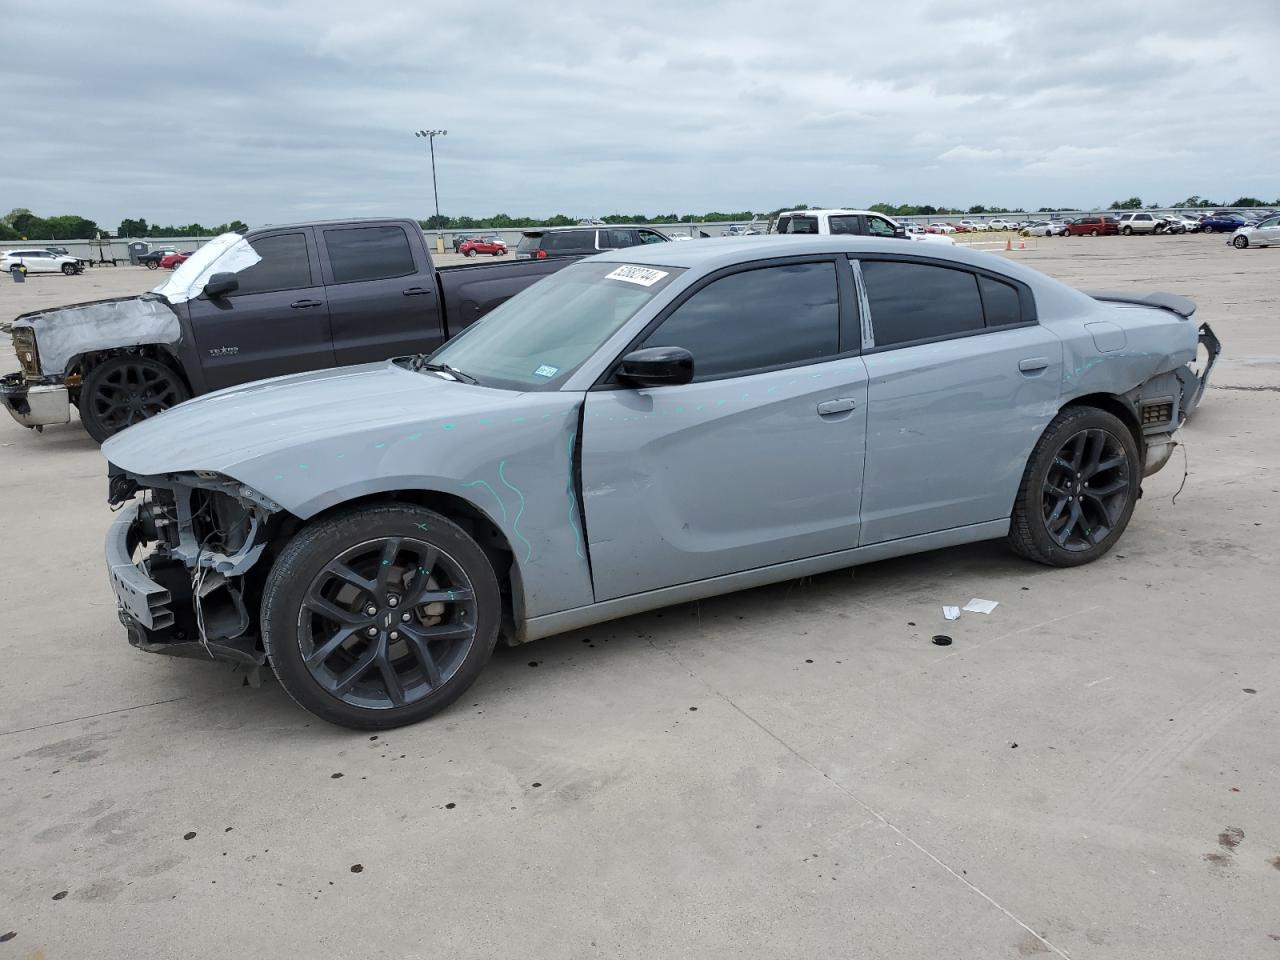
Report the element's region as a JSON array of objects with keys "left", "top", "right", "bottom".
[
  {"left": 1, "top": 372, "right": 71, "bottom": 429},
  {"left": 105, "top": 469, "right": 281, "bottom": 669}
]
